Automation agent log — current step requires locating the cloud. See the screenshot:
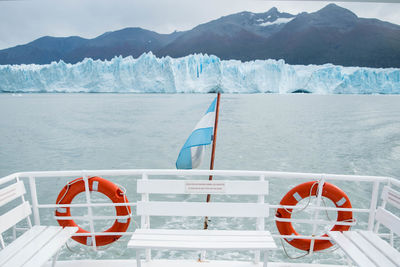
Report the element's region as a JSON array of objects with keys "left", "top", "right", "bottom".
[{"left": 0, "top": 0, "right": 399, "bottom": 49}]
